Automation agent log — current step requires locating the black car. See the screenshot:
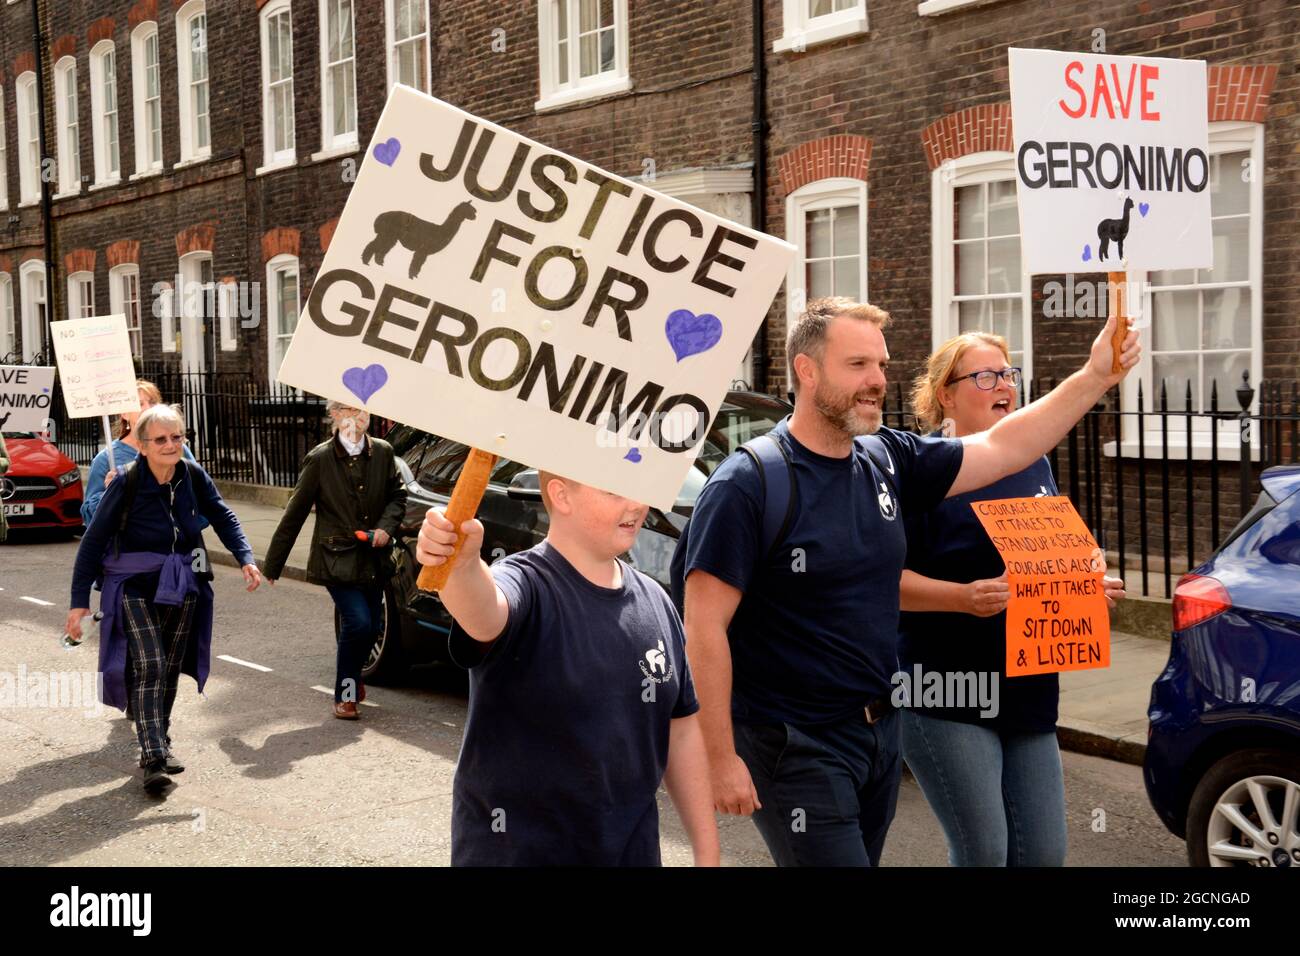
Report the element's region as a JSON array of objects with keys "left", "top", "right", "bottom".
[{"left": 358, "top": 389, "right": 792, "bottom": 682}]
